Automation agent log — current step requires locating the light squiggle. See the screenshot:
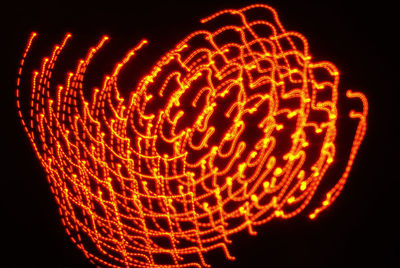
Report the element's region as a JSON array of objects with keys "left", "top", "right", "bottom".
[{"left": 16, "top": 4, "right": 368, "bottom": 268}]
